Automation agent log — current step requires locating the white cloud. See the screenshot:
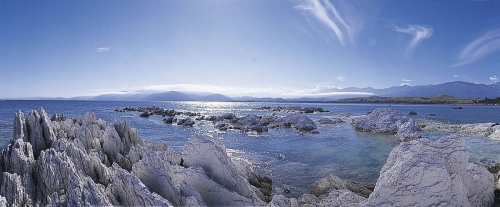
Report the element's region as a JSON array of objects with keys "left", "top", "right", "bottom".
[
  {"left": 97, "top": 47, "right": 110, "bottom": 52},
  {"left": 399, "top": 82, "right": 411, "bottom": 86},
  {"left": 391, "top": 24, "right": 433, "bottom": 57},
  {"left": 453, "top": 74, "right": 459, "bottom": 78},
  {"left": 491, "top": 75, "right": 499, "bottom": 82},
  {"left": 335, "top": 76, "right": 346, "bottom": 81},
  {"left": 310, "top": 83, "right": 341, "bottom": 93},
  {"left": 451, "top": 29, "right": 500, "bottom": 67},
  {"left": 295, "top": 0, "right": 357, "bottom": 46},
  {"left": 402, "top": 79, "right": 412, "bottom": 82}
]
